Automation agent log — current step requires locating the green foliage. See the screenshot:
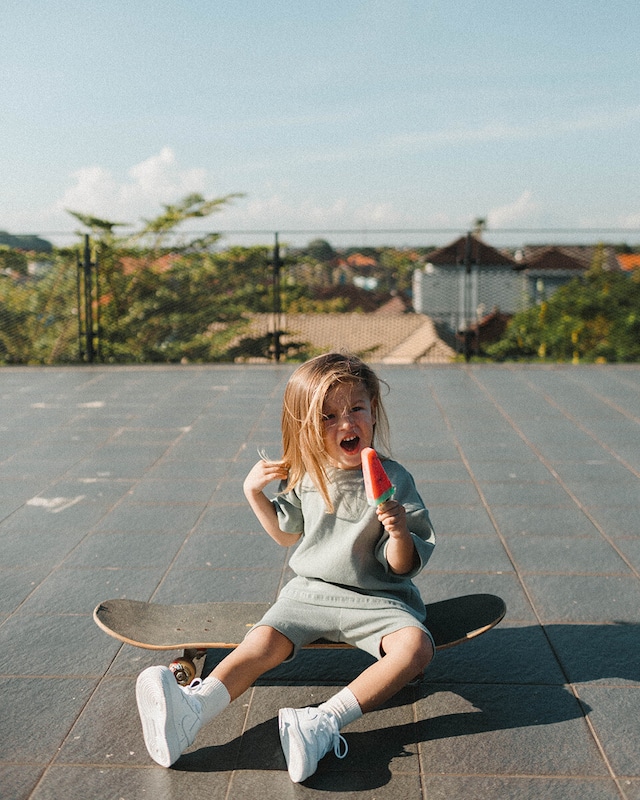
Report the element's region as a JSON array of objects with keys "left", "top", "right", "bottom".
[
  {"left": 0, "top": 194, "right": 265, "bottom": 364},
  {"left": 306, "top": 238, "right": 337, "bottom": 263},
  {"left": 0, "top": 250, "right": 79, "bottom": 363},
  {"left": 0, "top": 246, "right": 29, "bottom": 276},
  {"left": 378, "top": 248, "right": 420, "bottom": 293},
  {"left": 138, "top": 193, "right": 240, "bottom": 237},
  {"left": 98, "top": 246, "right": 273, "bottom": 363},
  {"left": 487, "top": 271, "right": 640, "bottom": 363},
  {"left": 10, "top": 215, "right": 636, "bottom": 365}
]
